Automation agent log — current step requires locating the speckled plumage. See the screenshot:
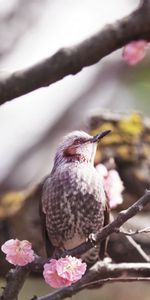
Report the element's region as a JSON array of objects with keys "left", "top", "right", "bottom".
[{"left": 41, "top": 130, "right": 109, "bottom": 257}]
